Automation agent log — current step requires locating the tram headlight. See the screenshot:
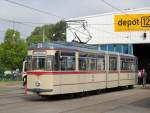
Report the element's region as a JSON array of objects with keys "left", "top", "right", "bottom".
[{"left": 35, "top": 80, "right": 41, "bottom": 87}]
